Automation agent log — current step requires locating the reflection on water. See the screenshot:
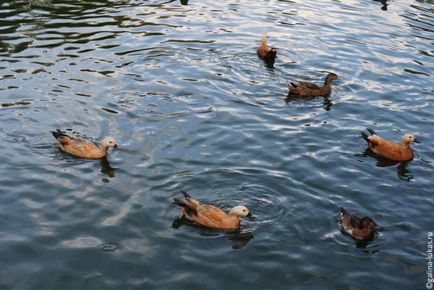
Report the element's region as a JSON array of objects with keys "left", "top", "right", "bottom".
[
  {"left": 100, "top": 157, "right": 116, "bottom": 178},
  {"left": 285, "top": 94, "right": 334, "bottom": 111},
  {"left": 227, "top": 231, "right": 254, "bottom": 250},
  {"left": 172, "top": 217, "right": 254, "bottom": 250},
  {"left": 396, "top": 162, "right": 413, "bottom": 182},
  {"left": 261, "top": 57, "right": 276, "bottom": 68},
  {"left": 374, "top": 0, "right": 389, "bottom": 11},
  {"left": 356, "top": 242, "right": 381, "bottom": 255},
  {"left": 363, "top": 149, "right": 414, "bottom": 181}
]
